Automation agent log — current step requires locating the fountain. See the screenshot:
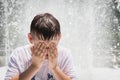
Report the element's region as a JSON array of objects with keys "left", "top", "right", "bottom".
[{"left": 0, "top": 0, "right": 120, "bottom": 80}]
